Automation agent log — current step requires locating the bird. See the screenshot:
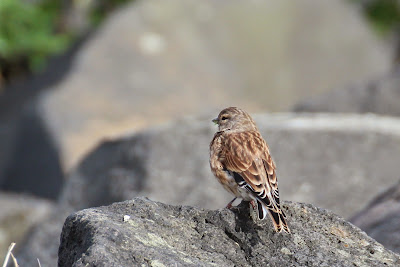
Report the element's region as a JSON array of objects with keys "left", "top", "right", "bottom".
[{"left": 209, "top": 107, "right": 290, "bottom": 233}]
